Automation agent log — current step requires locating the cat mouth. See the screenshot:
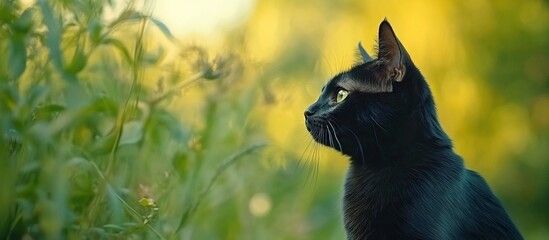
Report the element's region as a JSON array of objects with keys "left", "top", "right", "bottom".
[
  {"left": 305, "top": 118, "right": 329, "bottom": 144},
  {"left": 305, "top": 117, "right": 347, "bottom": 153},
  {"left": 305, "top": 117, "right": 320, "bottom": 134},
  {"left": 305, "top": 119, "right": 314, "bottom": 132}
]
